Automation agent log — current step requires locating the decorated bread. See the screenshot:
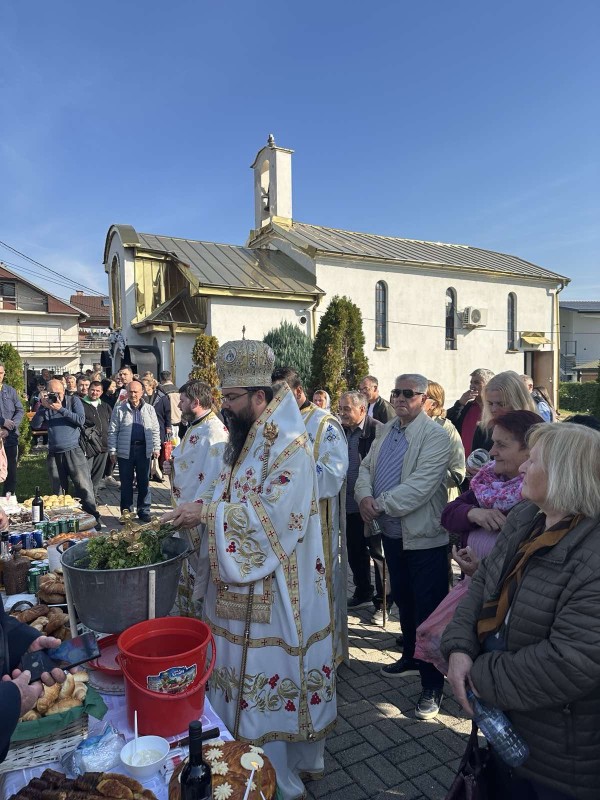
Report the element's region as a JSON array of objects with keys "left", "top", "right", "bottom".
[{"left": 169, "top": 740, "right": 277, "bottom": 800}]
